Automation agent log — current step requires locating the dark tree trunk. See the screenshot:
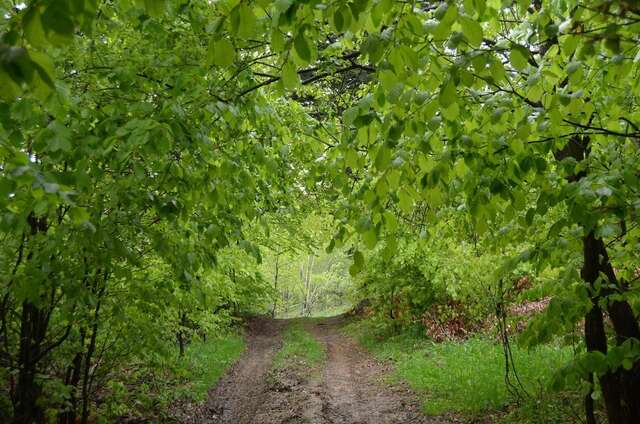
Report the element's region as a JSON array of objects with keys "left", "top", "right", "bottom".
[
  {"left": 585, "top": 235, "right": 640, "bottom": 423},
  {"left": 582, "top": 232, "right": 624, "bottom": 423},
  {"left": 58, "top": 328, "right": 85, "bottom": 424},
  {"left": 177, "top": 312, "right": 188, "bottom": 357},
  {"left": 13, "top": 301, "right": 48, "bottom": 424},
  {"left": 80, "top": 282, "right": 106, "bottom": 424},
  {"left": 585, "top": 372, "right": 597, "bottom": 424},
  {"left": 560, "top": 134, "right": 640, "bottom": 424},
  {"left": 178, "top": 330, "right": 185, "bottom": 357}
]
